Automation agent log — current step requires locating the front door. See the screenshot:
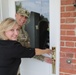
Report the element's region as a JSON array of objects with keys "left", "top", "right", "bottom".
[{"left": 8, "top": 0, "right": 60, "bottom": 75}]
